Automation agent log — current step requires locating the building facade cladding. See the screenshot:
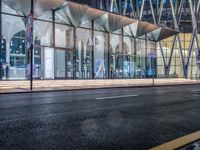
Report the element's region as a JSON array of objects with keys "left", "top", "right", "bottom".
[
  {"left": 0, "top": 0, "right": 199, "bottom": 82},
  {"left": 77, "top": 0, "right": 200, "bottom": 79}
]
